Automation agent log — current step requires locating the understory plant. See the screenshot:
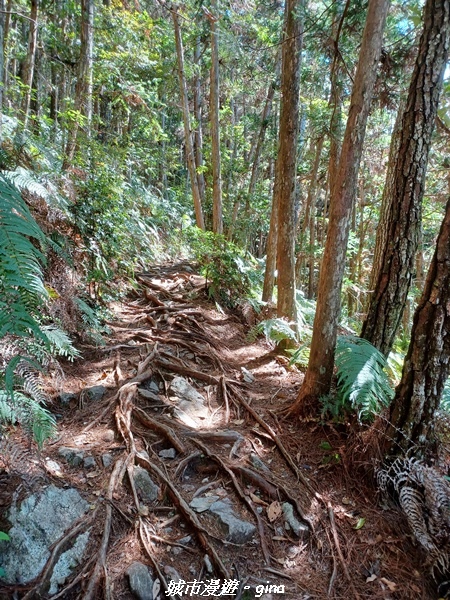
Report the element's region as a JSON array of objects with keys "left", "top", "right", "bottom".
[
  {"left": 0, "top": 174, "right": 78, "bottom": 446},
  {"left": 321, "top": 335, "right": 394, "bottom": 422},
  {"left": 187, "top": 227, "right": 262, "bottom": 308}
]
